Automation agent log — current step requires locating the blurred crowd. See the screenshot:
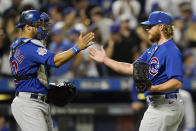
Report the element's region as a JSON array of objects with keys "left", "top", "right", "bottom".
[{"left": 0, "top": 0, "right": 196, "bottom": 82}]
